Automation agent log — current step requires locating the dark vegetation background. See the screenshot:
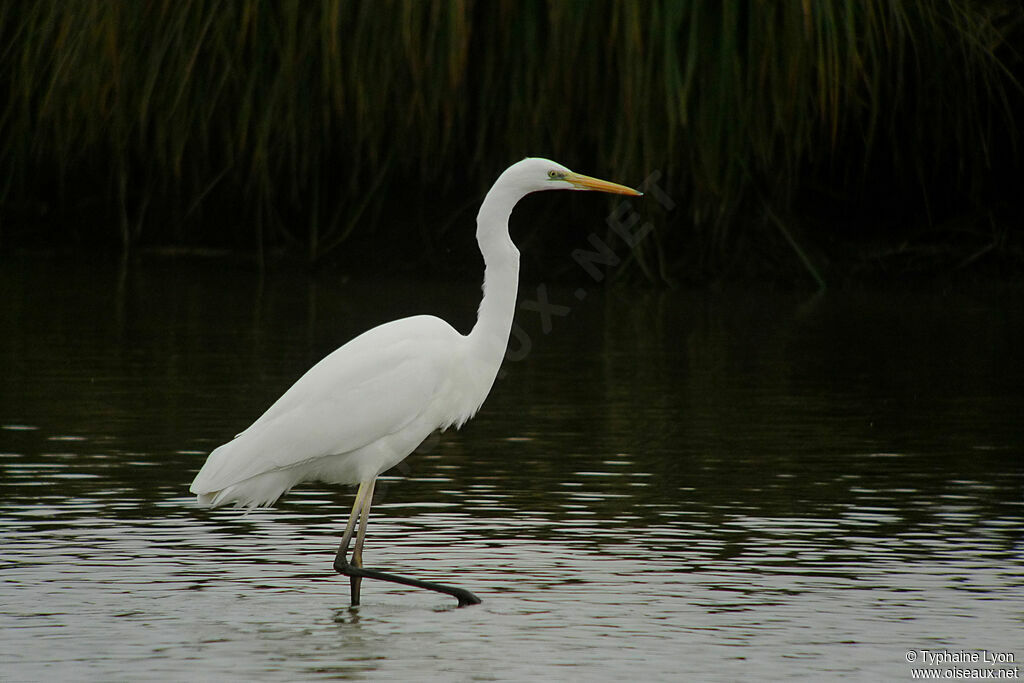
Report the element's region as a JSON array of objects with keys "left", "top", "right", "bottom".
[{"left": 1, "top": 0, "right": 1022, "bottom": 286}]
